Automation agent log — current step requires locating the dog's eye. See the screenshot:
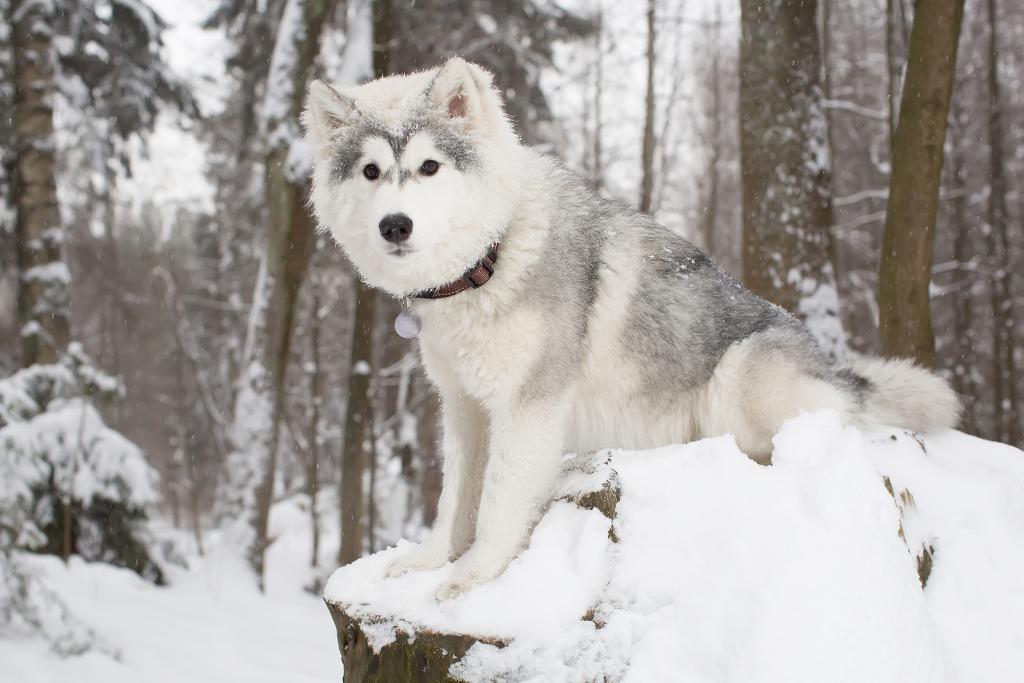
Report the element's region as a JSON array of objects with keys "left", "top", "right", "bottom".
[
  {"left": 362, "top": 163, "right": 380, "bottom": 180},
  {"left": 419, "top": 159, "right": 439, "bottom": 176}
]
